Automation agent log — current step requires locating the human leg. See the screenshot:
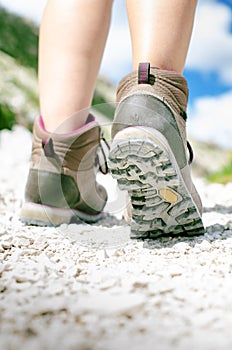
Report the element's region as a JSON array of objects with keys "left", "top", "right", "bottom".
[
  {"left": 39, "top": 0, "right": 113, "bottom": 132},
  {"left": 126, "top": 0, "right": 197, "bottom": 72},
  {"left": 109, "top": 0, "right": 204, "bottom": 237},
  {"left": 20, "top": 0, "right": 113, "bottom": 225}
]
